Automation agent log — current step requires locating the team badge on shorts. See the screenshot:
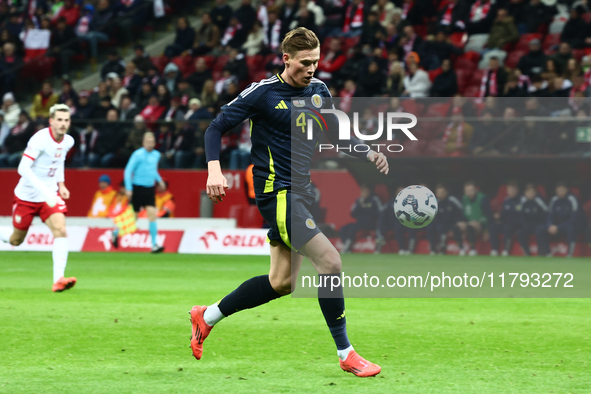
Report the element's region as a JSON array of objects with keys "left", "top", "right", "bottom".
[
  {"left": 15, "top": 215, "right": 21, "bottom": 223},
  {"left": 311, "top": 94, "right": 322, "bottom": 108},
  {"left": 305, "top": 218, "right": 316, "bottom": 229}
]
